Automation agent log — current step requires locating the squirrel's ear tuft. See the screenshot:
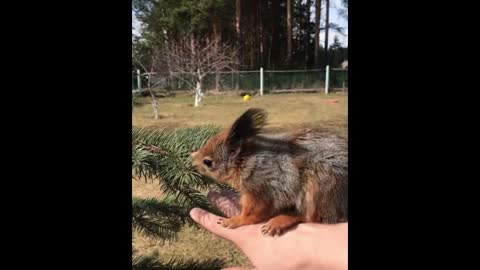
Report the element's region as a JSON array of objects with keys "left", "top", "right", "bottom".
[{"left": 227, "top": 108, "right": 267, "bottom": 148}]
